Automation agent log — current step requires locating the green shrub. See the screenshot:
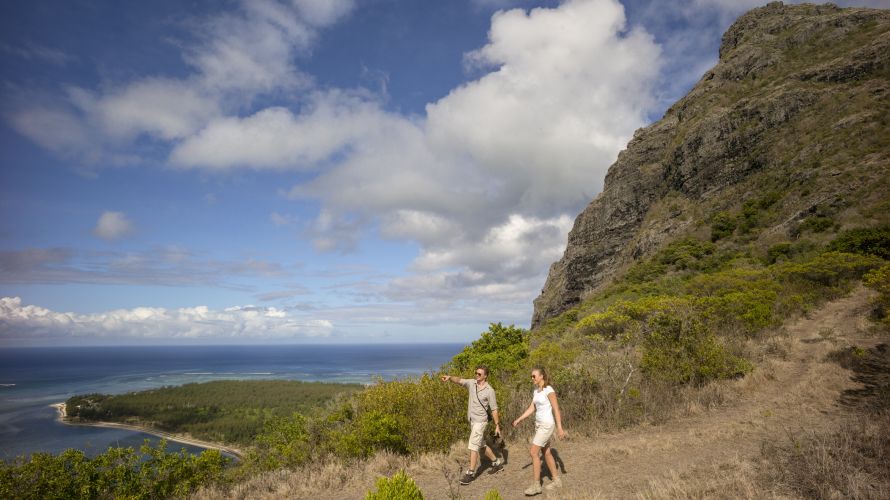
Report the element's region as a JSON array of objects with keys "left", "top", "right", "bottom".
[
  {"left": 528, "top": 339, "right": 580, "bottom": 366},
  {"left": 0, "top": 441, "right": 228, "bottom": 500},
  {"left": 657, "top": 238, "right": 717, "bottom": 270},
  {"left": 346, "top": 374, "right": 465, "bottom": 456},
  {"left": 640, "top": 312, "right": 752, "bottom": 385},
  {"left": 766, "top": 242, "right": 793, "bottom": 263},
  {"left": 738, "top": 200, "right": 760, "bottom": 234},
  {"left": 485, "top": 489, "right": 503, "bottom": 500},
  {"left": 337, "top": 411, "right": 408, "bottom": 458},
  {"left": 575, "top": 310, "right": 633, "bottom": 339},
  {"left": 773, "top": 251, "right": 882, "bottom": 288},
  {"left": 365, "top": 471, "right": 423, "bottom": 500},
  {"left": 623, "top": 259, "right": 668, "bottom": 283},
  {"left": 828, "top": 225, "right": 890, "bottom": 259},
  {"left": 798, "top": 215, "right": 834, "bottom": 234},
  {"left": 864, "top": 263, "right": 890, "bottom": 323},
  {"left": 254, "top": 413, "right": 310, "bottom": 469},
  {"left": 449, "top": 323, "right": 529, "bottom": 378},
  {"left": 711, "top": 211, "right": 737, "bottom": 241}
]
